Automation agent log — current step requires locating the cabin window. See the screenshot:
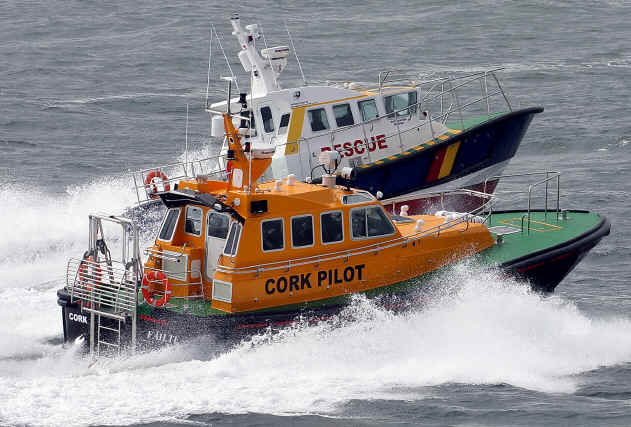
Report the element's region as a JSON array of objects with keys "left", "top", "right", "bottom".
[
  {"left": 223, "top": 222, "right": 242, "bottom": 256},
  {"left": 385, "top": 91, "right": 418, "bottom": 118},
  {"left": 278, "top": 113, "right": 291, "bottom": 135},
  {"left": 207, "top": 212, "right": 230, "bottom": 239},
  {"left": 351, "top": 206, "right": 395, "bottom": 239},
  {"left": 291, "top": 215, "right": 314, "bottom": 248},
  {"left": 358, "top": 99, "right": 379, "bottom": 121},
  {"left": 321, "top": 211, "right": 344, "bottom": 244},
  {"left": 333, "top": 103, "right": 354, "bottom": 127},
  {"left": 261, "top": 218, "right": 284, "bottom": 252},
  {"left": 184, "top": 206, "right": 203, "bottom": 236},
  {"left": 158, "top": 208, "right": 180, "bottom": 242},
  {"left": 308, "top": 108, "right": 330, "bottom": 132},
  {"left": 342, "top": 192, "right": 373, "bottom": 204},
  {"left": 261, "top": 106, "right": 274, "bottom": 133}
]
